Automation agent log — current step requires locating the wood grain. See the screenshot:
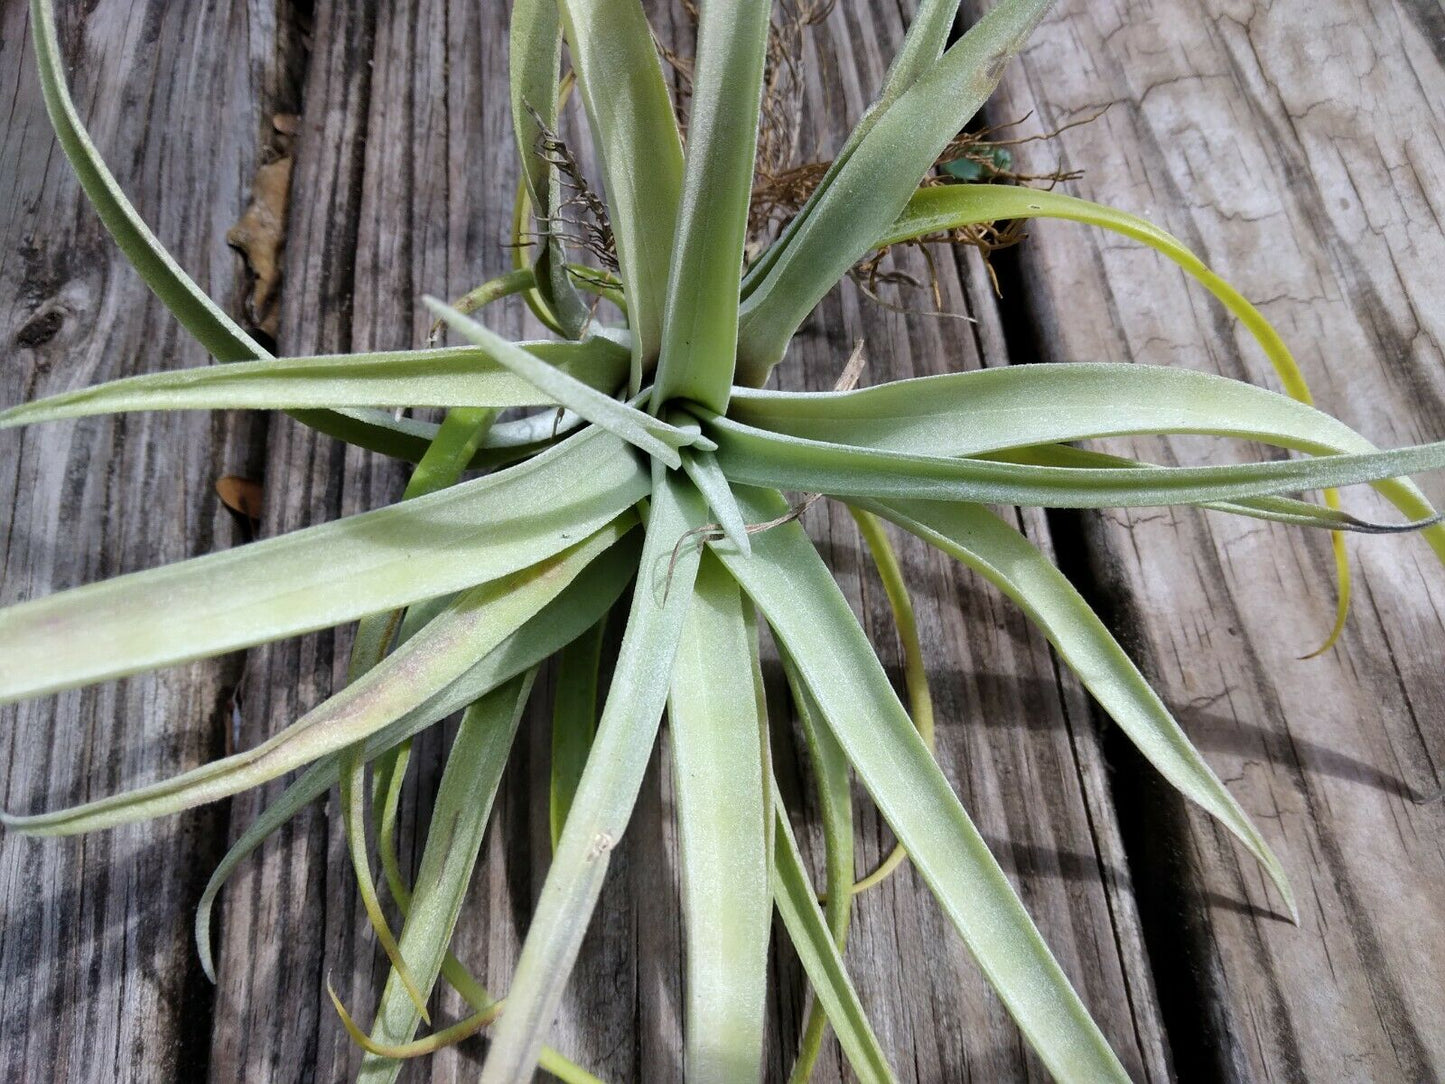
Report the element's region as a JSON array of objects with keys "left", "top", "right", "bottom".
[
  {"left": 0, "top": 0, "right": 283, "bottom": 1079},
  {"left": 977, "top": 0, "right": 1445, "bottom": 1078}
]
